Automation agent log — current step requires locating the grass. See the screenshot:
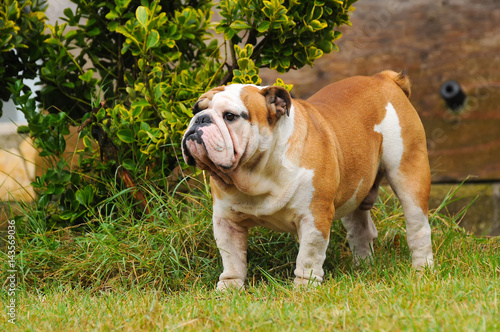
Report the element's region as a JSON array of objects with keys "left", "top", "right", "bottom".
[
  {"left": 1, "top": 182, "right": 499, "bottom": 330},
  {"left": 11, "top": 271, "right": 499, "bottom": 331}
]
